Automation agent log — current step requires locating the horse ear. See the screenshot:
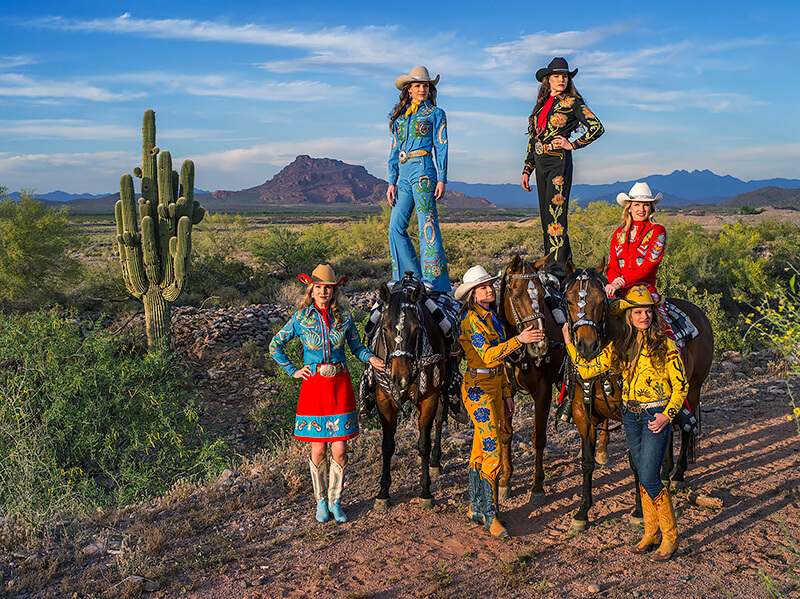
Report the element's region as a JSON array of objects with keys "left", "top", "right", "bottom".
[
  {"left": 379, "top": 282, "right": 391, "bottom": 303},
  {"left": 409, "top": 283, "right": 424, "bottom": 303},
  {"left": 533, "top": 252, "right": 551, "bottom": 272},
  {"left": 566, "top": 259, "right": 575, "bottom": 276},
  {"left": 509, "top": 254, "right": 522, "bottom": 271},
  {"left": 595, "top": 256, "right": 606, "bottom": 275}
]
